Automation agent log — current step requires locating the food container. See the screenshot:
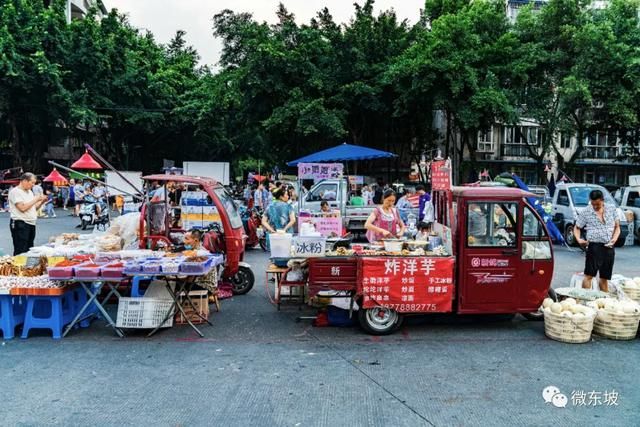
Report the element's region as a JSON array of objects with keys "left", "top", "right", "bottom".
[
  {"left": 179, "top": 256, "right": 214, "bottom": 274},
  {"left": 161, "top": 261, "right": 181, "bottom": 274},
  {"left": 46, "top": 265, "right": 76, "bottom": 280},
  {"left": 74, "top": 262, "right": 105, "bottom": 279},
  {"left": 382, "top": 239, "right": 403, "bottom": 252},
  {"left": 124, "top": 260, "right": 143, "bottom": 274},
  {"left": 269, "top": 233, "right": 293, "bottom": 258},
  {"left": 101, "top": 261, "right": 125, "bottom": 279},
  {"left": 142, "top": 262, "right": 163, "bottom": 274}
]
